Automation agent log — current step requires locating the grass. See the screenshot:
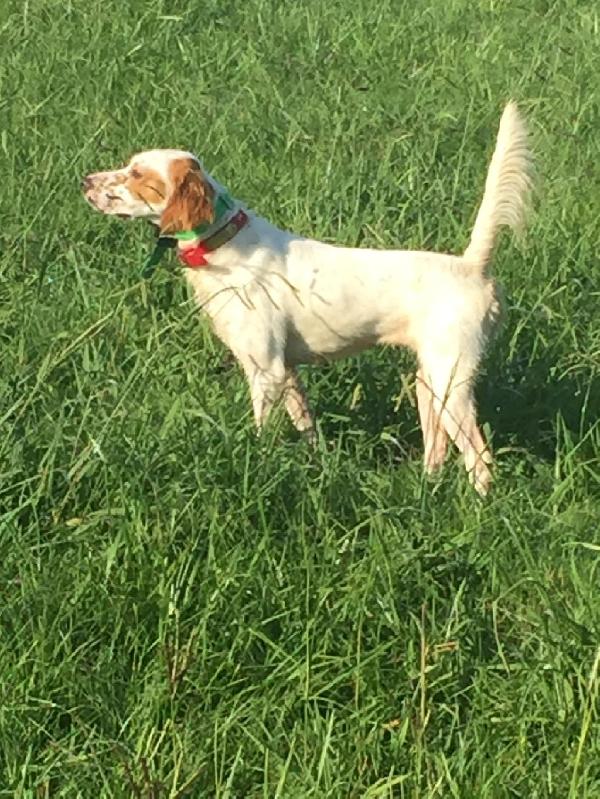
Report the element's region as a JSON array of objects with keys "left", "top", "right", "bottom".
[{"left": 1, "top": 0, "right": 599, "bottom": 795}]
